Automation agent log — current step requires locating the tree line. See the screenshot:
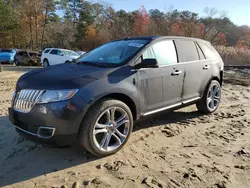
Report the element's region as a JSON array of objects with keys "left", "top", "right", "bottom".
[{"left": 1, "top": 0, "right": 250, "bottom": 51}]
